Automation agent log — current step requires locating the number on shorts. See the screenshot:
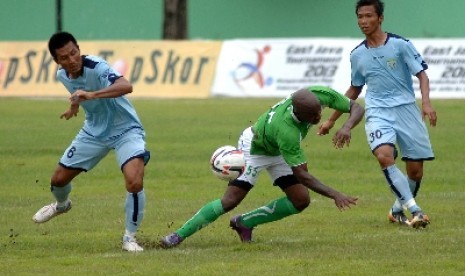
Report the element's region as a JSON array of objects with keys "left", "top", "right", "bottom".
[
  {"left": 245, "top": 165, "right": 258, "bottom": 177},
  {"left": 66, "top": 146, "right": 77, "bottom": 158},
  {"left": 368, "top": 129, "right": 382, "bottom": 143}
]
